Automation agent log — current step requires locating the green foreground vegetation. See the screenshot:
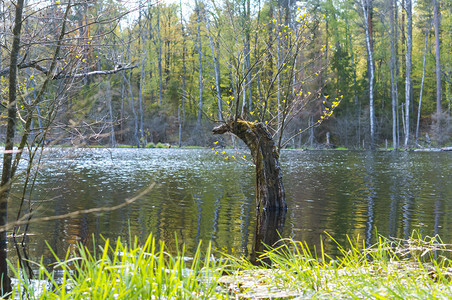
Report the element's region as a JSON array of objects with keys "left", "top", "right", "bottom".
[{"left": 7, "top": 233, "right": 452, "bottom": 299}]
